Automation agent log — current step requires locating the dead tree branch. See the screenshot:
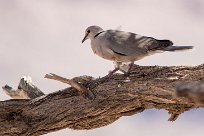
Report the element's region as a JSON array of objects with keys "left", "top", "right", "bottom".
[
  {"left": 0, "top": 64, "right": 204, "bottom": 136},
  {"left": 44, "top": 73, "right": 94, "bottom": 99},
  {"left": 2, "top": 76, "right": 44, "bottom": 99}
]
